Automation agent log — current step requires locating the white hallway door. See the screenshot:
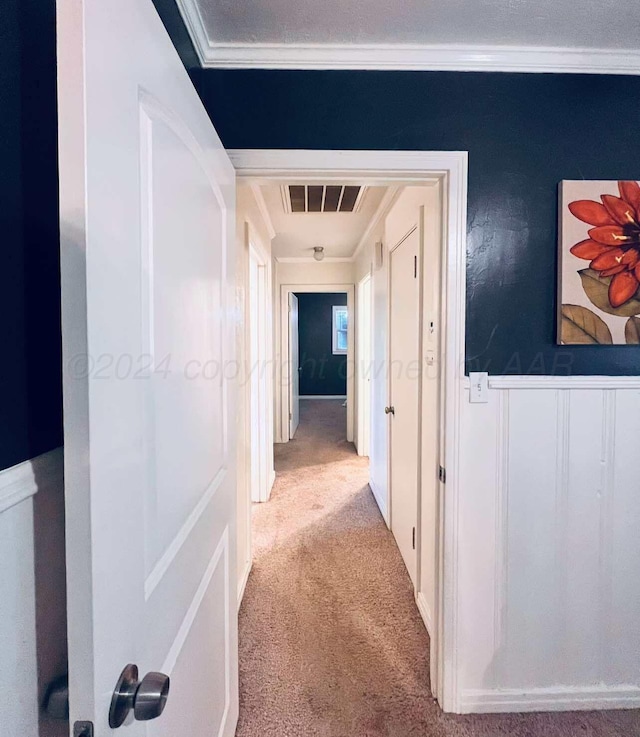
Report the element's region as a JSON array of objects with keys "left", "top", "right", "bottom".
[
  {"left": 57, "top": 0, "right": 238, "bottom": 735},
  {"left": 389, "top": 228, "right": 420, "bottom": 586},
  {"left": 289, "top": 293, "right": 300, "bottom": 438}
]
